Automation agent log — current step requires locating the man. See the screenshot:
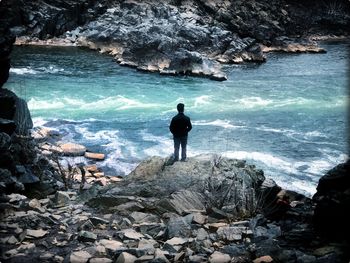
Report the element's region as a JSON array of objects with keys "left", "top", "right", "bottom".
[{"left": 169, "top": 103, "right": 192, "bottom": 161}]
